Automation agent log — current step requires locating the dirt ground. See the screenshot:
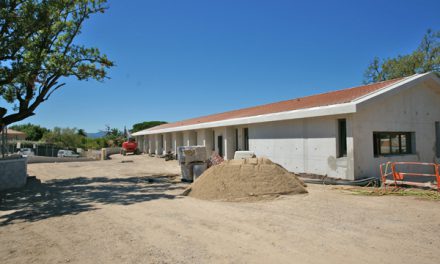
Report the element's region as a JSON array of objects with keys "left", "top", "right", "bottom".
[{"left": 1, "top": 155, "right": 439, "bottom": 264}]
